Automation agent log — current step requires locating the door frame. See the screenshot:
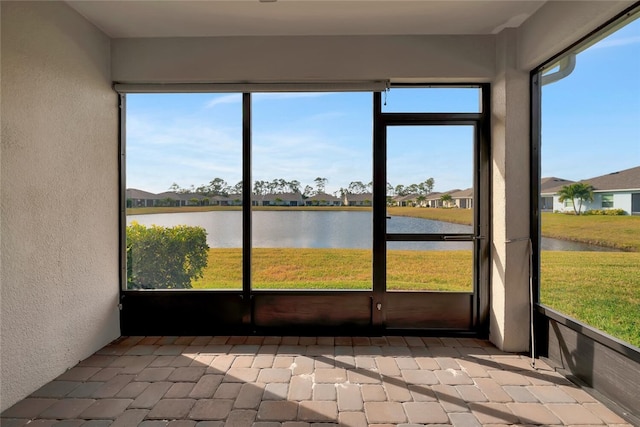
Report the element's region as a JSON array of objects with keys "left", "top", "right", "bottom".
[{"left": 372, "top": 88, "right": 491, "bottom": 334}]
